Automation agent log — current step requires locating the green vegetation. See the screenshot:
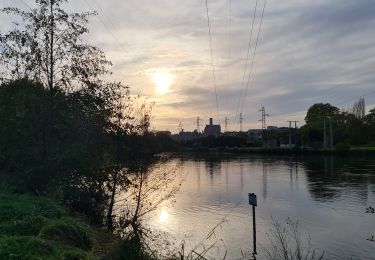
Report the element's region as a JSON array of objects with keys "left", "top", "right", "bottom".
[
  {"left": 300, "top": 102, "right": 375, "bottom": 148},
  {"left": 0, "top": 189, "right": 101, "bottom": 259},
  {"left": 0, "top": 181, "right": 161, "bottom": 259}
]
